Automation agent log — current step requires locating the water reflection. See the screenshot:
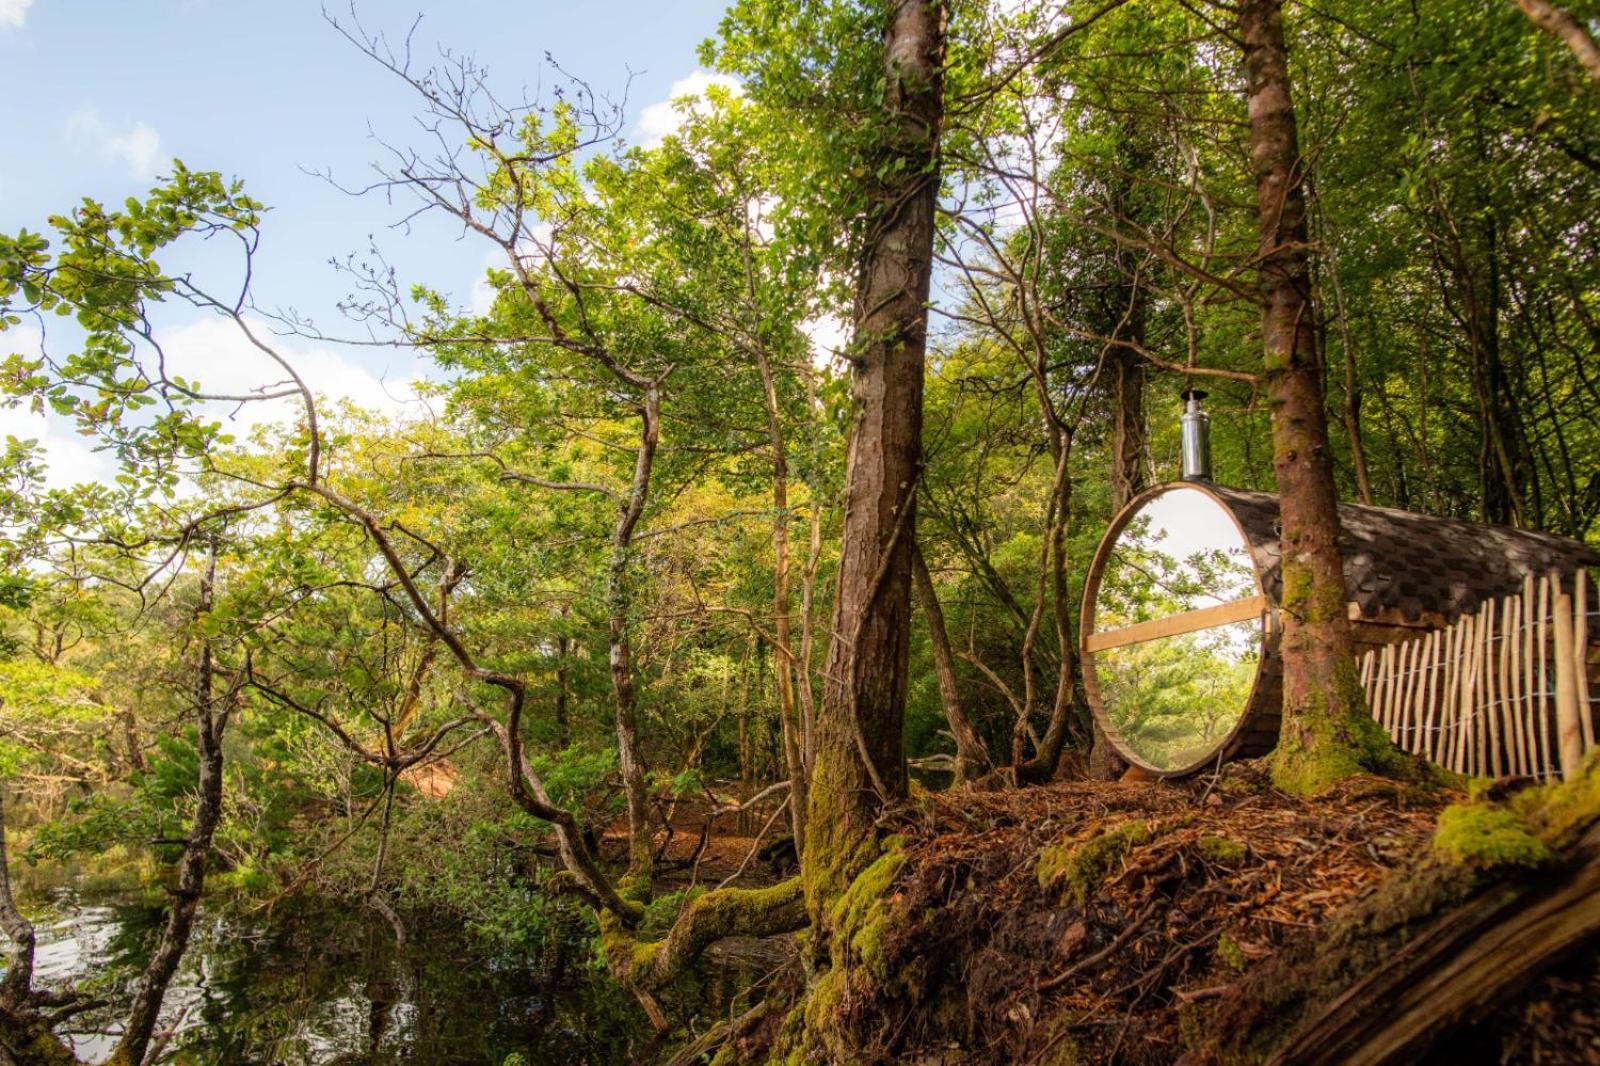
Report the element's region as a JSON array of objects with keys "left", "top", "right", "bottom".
[
  {"left": 24, "top": 893, "right": 636, "bottom": 1065},
  {"left": 1092, "top": 487, "right": 1262, "bottom": 771}
]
